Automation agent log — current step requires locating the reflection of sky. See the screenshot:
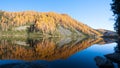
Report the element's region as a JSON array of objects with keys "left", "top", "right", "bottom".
[
  {"left": 0, "top": 43, "right": 116, "bottom": 68},
  {"left": 0, "top": 0, "right": 114, "bottom": 30}
]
